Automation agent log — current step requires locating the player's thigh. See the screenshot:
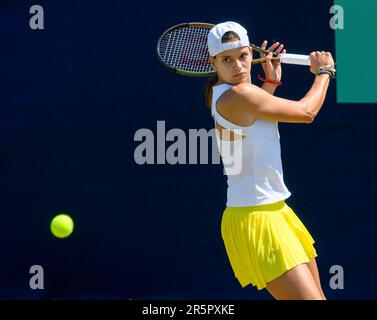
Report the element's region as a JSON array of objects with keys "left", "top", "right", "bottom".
[
  {"left": 306, "top": 258, "right": 326, "bottom": 299},
  {"left": 265, "top": 263, "right": 324, "bottom": 300}
]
